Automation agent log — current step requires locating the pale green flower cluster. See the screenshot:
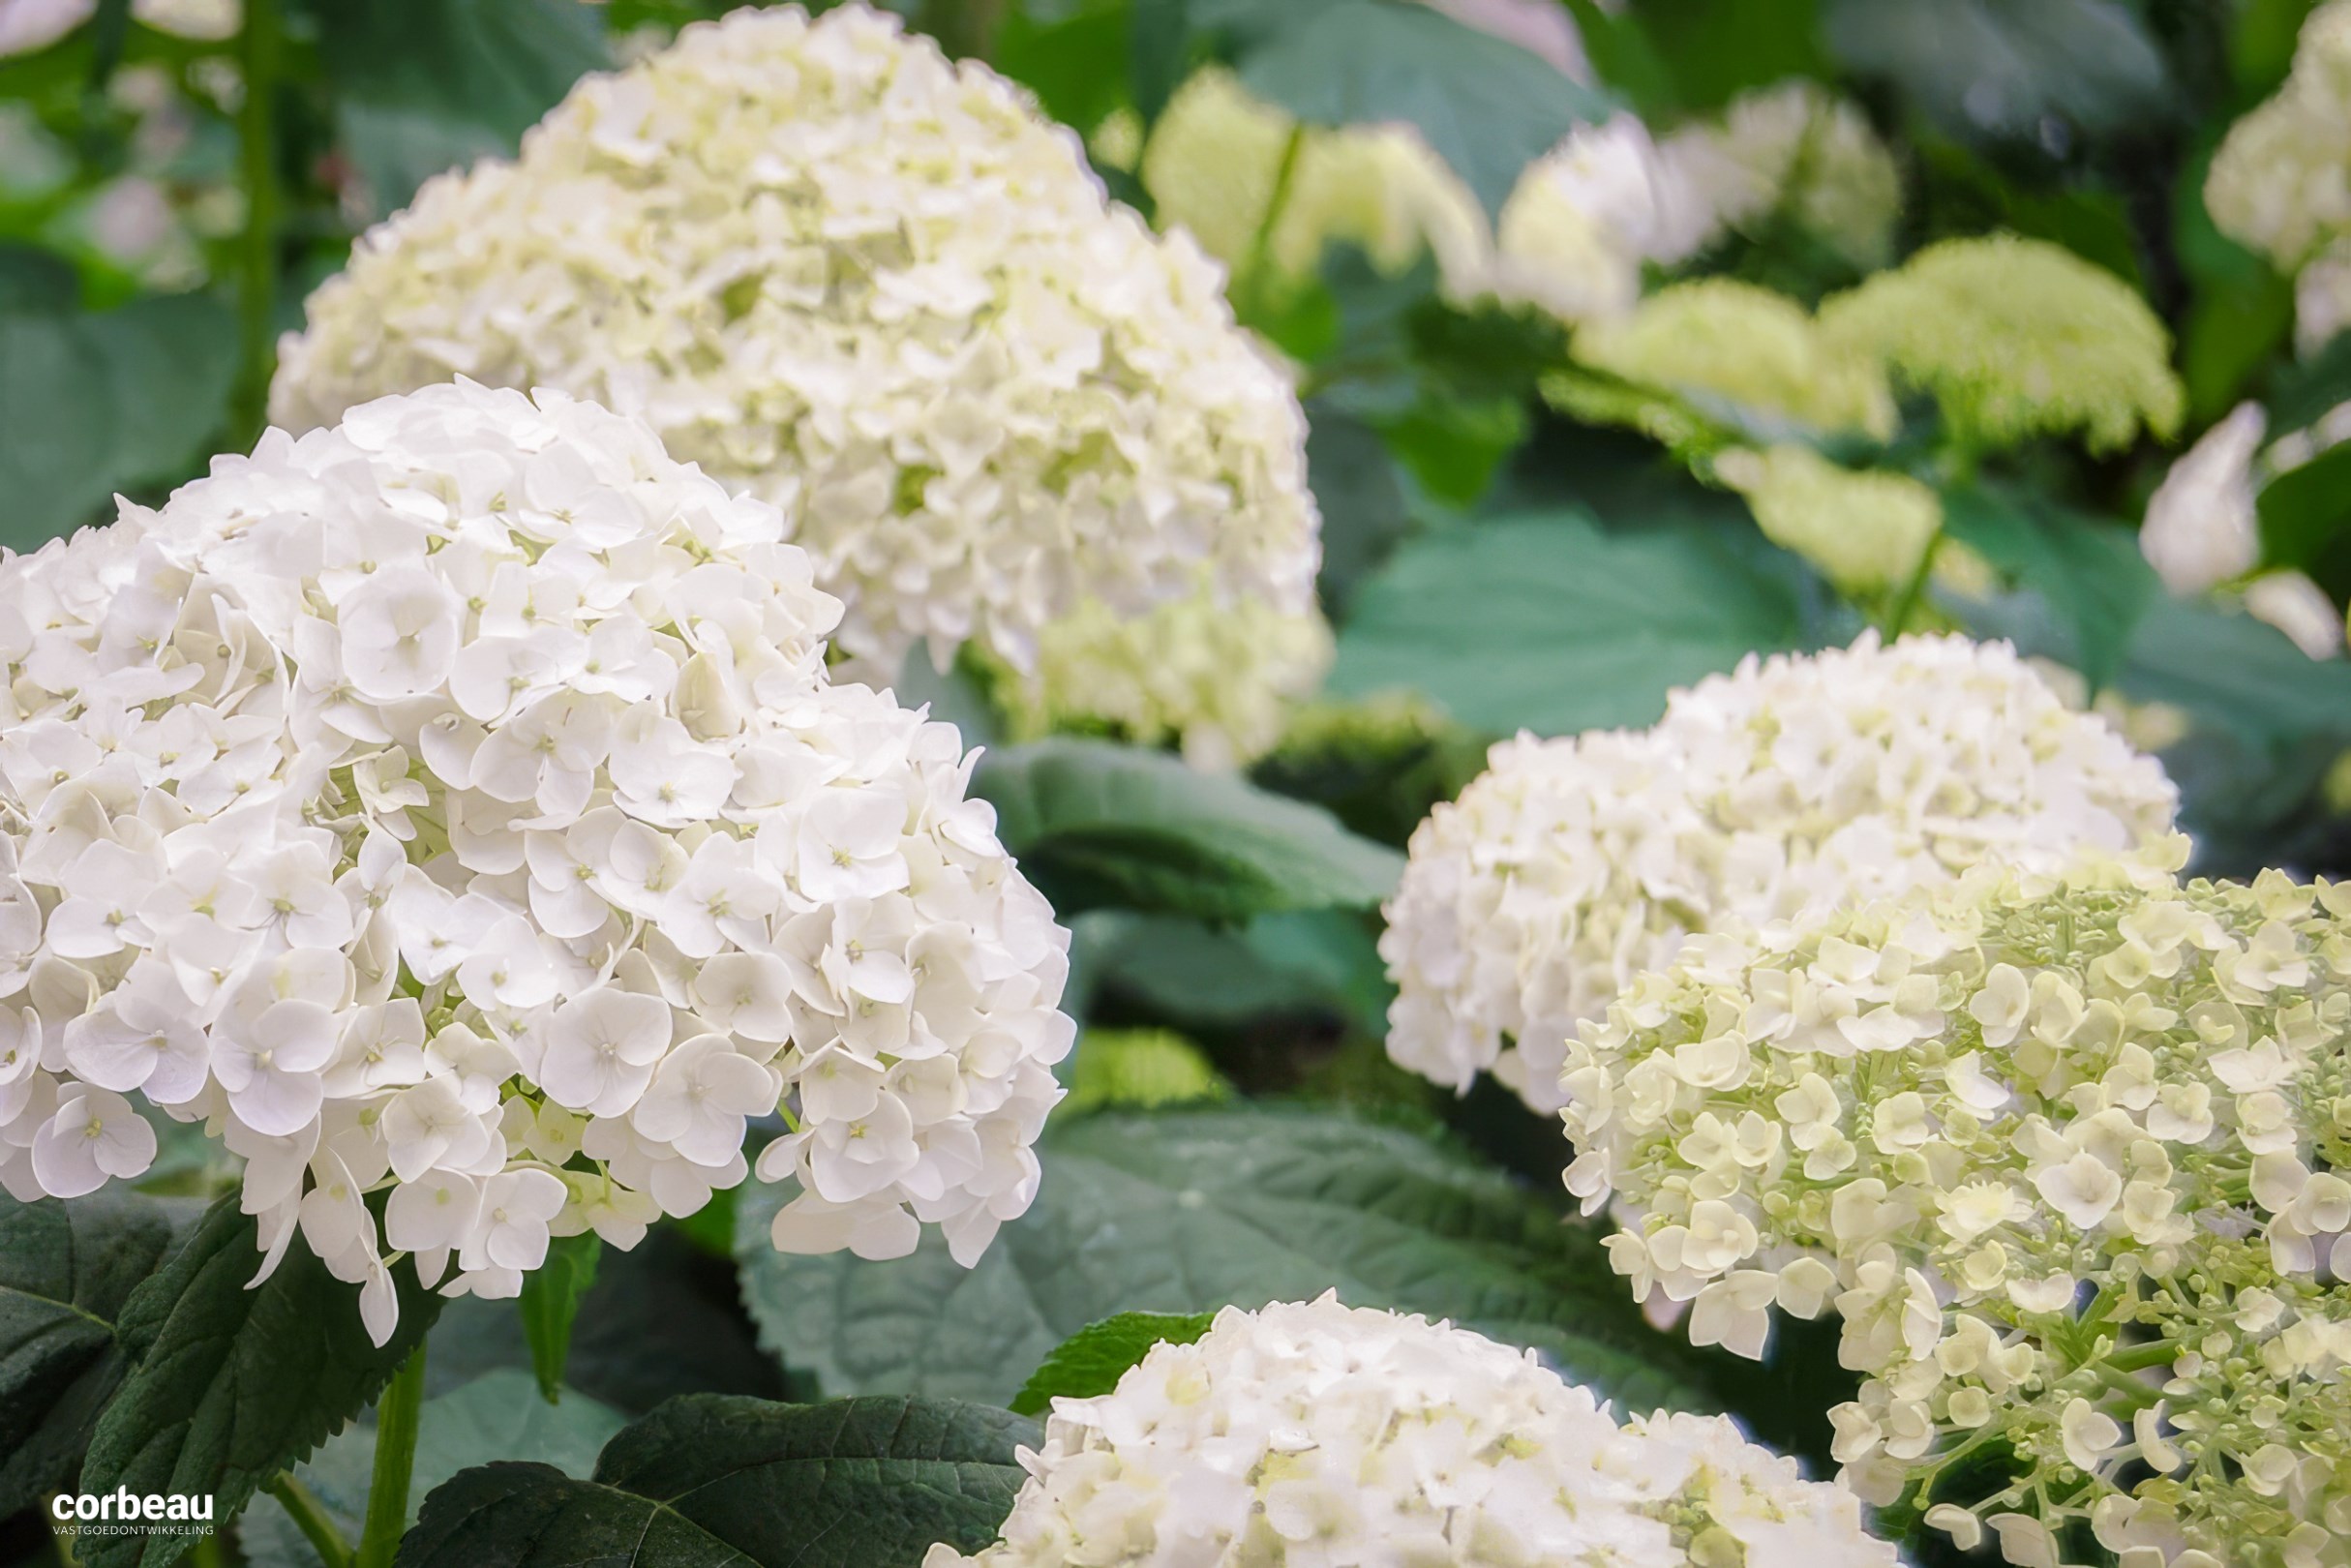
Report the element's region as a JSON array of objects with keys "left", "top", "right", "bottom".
[
  {"left": 1575, "top": 279, "right": 1898, "bottom": 439},
  {"left": 1712, "top": 443, "right": 1940, "bottom": 596},
  {"left": 1819, "top": 235, "right": 2185, "bottom": 455},
  {"left": 1659, "top": 80, "right": 1903, "bottom": 271},
  {"left": 987, "top": 581, "right": 1335, "bottom": 769},
  {"left": 1140, "top": 67, "right": 1490, "bottom": 298},
  {"left": 1560, "top": 848, "right": 2351, "bottom": 1567}
]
